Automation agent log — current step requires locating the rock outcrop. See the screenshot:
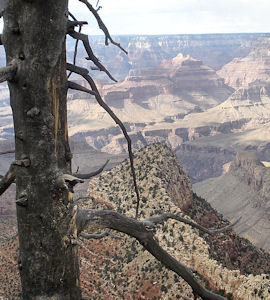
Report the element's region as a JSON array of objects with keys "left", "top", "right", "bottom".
[
  {"left": 175, "top": 122, "right": 270, "bottom": 182},
  {"left": 79, "top": 144, "right": 270, "bottom": 299},
  {"left": 218, "top": 38, "right": 270, "bottom": 89},
  {"left": 194, "top": 150, "right": 270, "bottom": 252},
  {"left": 101, "top": 53, "right": 233, "bottom": 110}
]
